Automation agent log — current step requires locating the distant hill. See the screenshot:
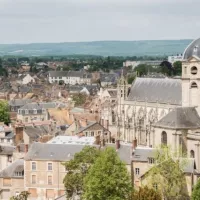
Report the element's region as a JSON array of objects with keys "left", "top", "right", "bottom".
[{"left": 0, "top": 40, "right": 192, "bottom": 57}]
